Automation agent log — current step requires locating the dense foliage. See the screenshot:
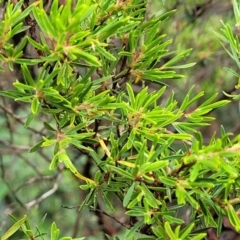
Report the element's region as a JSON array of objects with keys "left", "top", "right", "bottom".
[{"left": 1, "top": 0, "right": 240, "bottom": 239}]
